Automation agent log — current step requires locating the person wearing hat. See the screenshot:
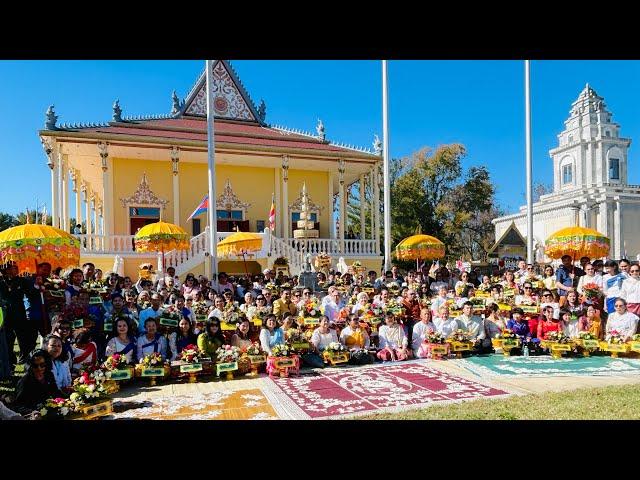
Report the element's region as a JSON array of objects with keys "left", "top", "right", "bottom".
[
  {"left": 272, "top": 288, "right": 297, "bottom": 321},
  {"left": 506, "top": 307, "right": 530, "bottom": 338}
]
